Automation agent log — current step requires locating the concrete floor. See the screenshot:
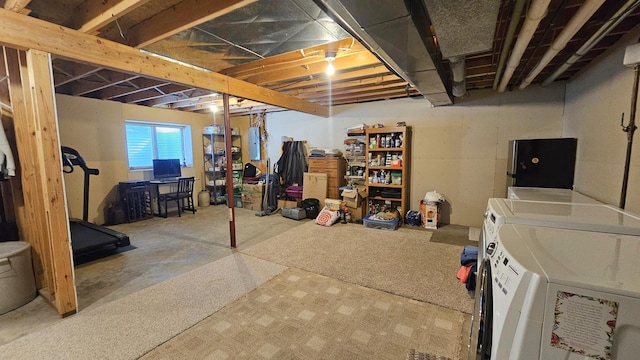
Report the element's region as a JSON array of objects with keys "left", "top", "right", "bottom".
[
  {"left": 0, "top": 204, "right": 476, "bottom": 357},
  {"left": 0, "top": 205, "right": 306, "bottom": 346}
]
